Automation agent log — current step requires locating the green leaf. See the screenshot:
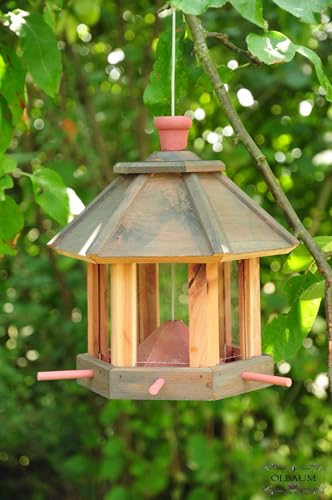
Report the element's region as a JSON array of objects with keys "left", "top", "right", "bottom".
[
  {"left": 295, "top": 45, "right": 332, "bottom": 101},
  {"left": 31, "top": 168, "right": 69, "bottom": 225},
  {"left": 272, "top": 0, "right": 317, "bottom": 24},
  {"left": 144, "top": 17, "right": 188, "bottom": 115},
  {"left": 300, "top": 280, "right": 325, "bottom": 300},
  {"left": 246, "top": 31, "right": 297, "bottom": 65},
  {"left": 0, "top": 97, "right": 13, "bottom": 153},
  {"left": 73, "top": 0, "right": 101, "bottom": 25},
  {"left": 230, "top": 0, "right": 265, "bottom": 28},
  {"left": 0, "top": 176, "right": 13, "bottom": 200},
  {"left": 171, "top": 0, "right": 227, "bottom": 15},
  {"left": 0, "top": 47, "right": 26, "bottom": 126},
  {"left": 263, "top": 294, "right": 321, "bottom": 362},
  {"left": 20, "top": 13, "right": 62, "bottom": 97},
  {"left": 0, "top": 54, "right": 5, "bottom": 86},
  {"left": 283, "top": 236, "right": 332, "bottom": 273},
  {"left": 247, "top": 32, "right": 332, "bottom": 101},
  {"left": 312, "top": 0, "right": 332, "bottom": 11},
  {"left": 0, "top": 155, "right": 17, "bottom": 176},
  {"left": 0, "top": 197, "right": 24, "bottom": 255}
]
